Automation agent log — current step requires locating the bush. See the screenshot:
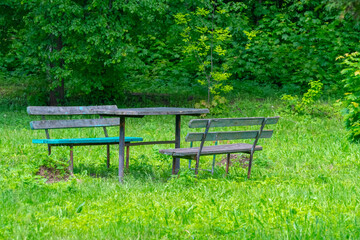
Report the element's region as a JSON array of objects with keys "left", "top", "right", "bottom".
[
  {"left": 281, "top": 80, "right": 323, "bottom": 115},
  {"left": 338, "top": 52, "right": 360, "bottom": 142}
]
